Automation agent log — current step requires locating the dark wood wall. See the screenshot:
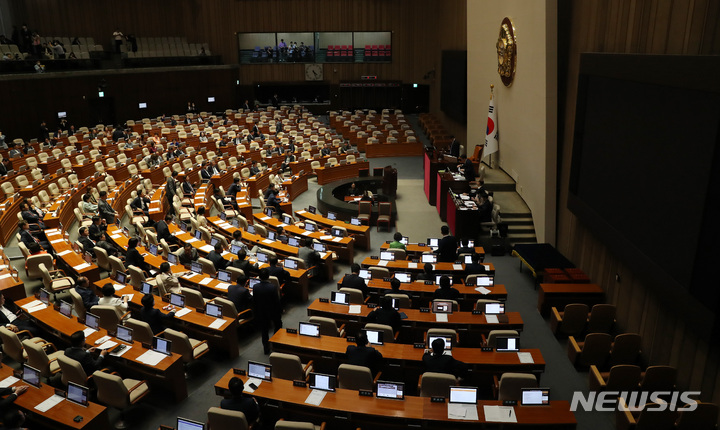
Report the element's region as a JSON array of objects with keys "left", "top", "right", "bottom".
[{"left": 558, "top": 0, "right": 720, "bottom": 404}]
